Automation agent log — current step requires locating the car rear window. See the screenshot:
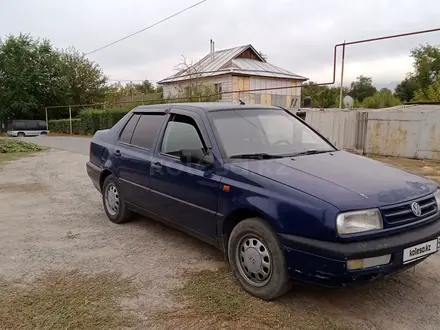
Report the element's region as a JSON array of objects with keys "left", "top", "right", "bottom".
[
  {"left": 119, "top": 114, "right": 140, "bottom": 144},
  {"left": 130, "top": 114, "right": 164, "bottom": 149}
]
